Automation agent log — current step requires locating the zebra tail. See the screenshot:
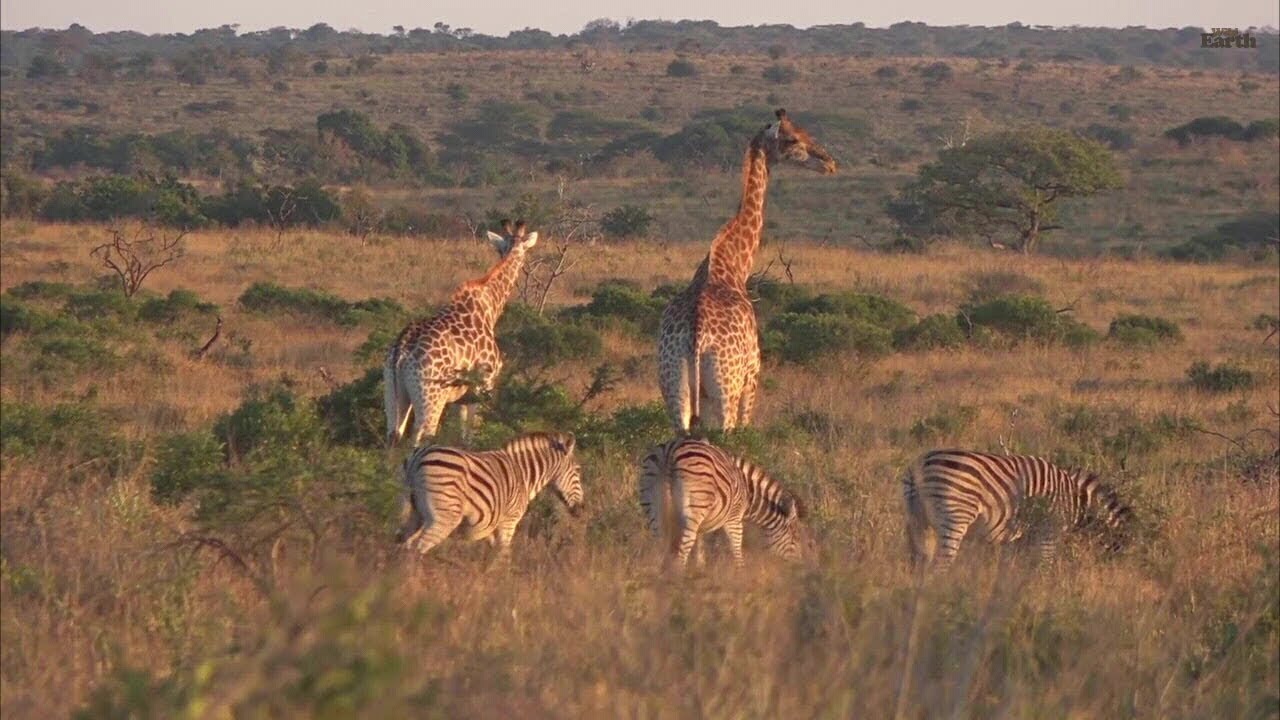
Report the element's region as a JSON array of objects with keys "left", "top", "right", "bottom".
[{"left": 901, "top": 457, "right": 934, "bottom": 566}]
